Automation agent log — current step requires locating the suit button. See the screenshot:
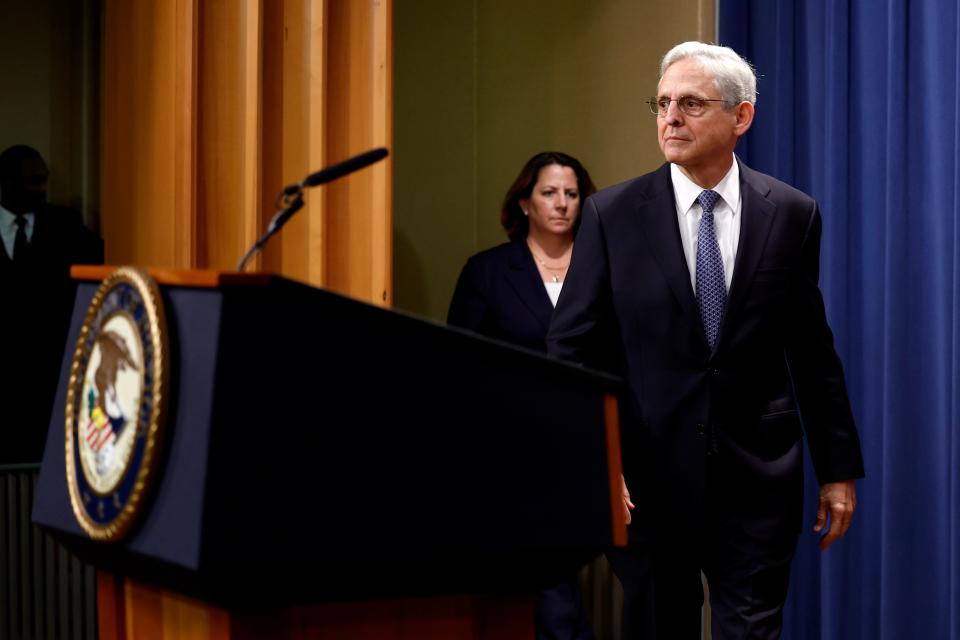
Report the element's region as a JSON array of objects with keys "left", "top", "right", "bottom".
[
  {"left": 710, "top": 368, "right": 719, "bottom": 377},
  {"left": 696, "top": 423, "right": 705, "bottom": 436}
]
